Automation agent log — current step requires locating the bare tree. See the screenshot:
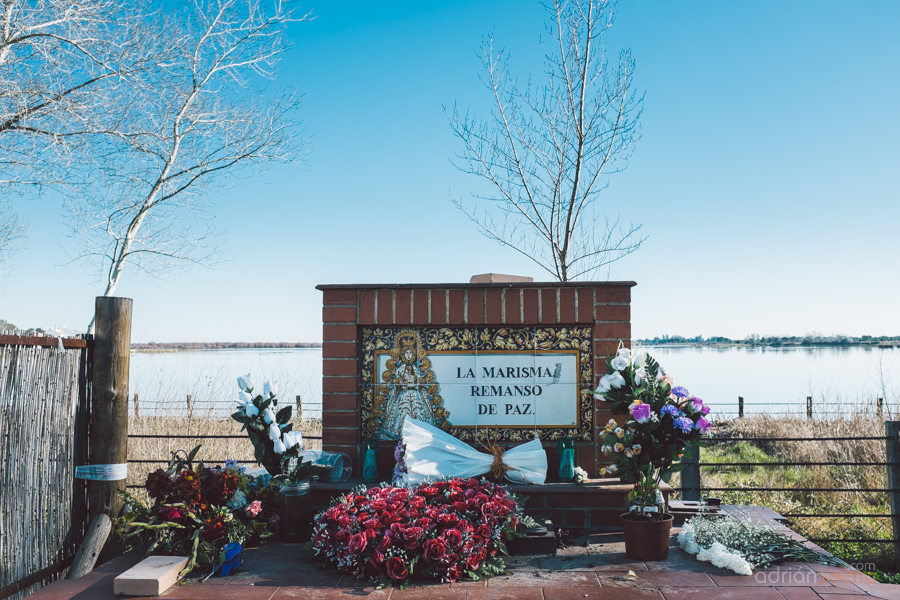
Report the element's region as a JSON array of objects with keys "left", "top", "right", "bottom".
[
  {"left": 447, "top": 0, "right": 644, "bottom": 281},
  {"left": 0, "top": 201, "right": 25, "bottom": 273},
  {"left": 0, "top": 0, "right": 148, "bottom": 184},
  {"left": 61, "top": 0, "right": 308, "bottom": 330},
  {"left": 0, "top": 0, "right": 149, "bottom": 269}
]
